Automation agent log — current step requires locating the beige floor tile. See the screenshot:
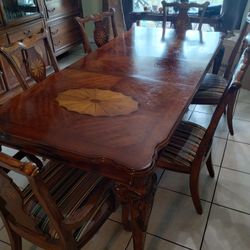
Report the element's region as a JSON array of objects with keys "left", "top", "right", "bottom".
[
  {"left": 147, "top": 189, "right": 210, "bottom": 250},
  {"left": 223, "top": 141, "right": 250, "bottom": 173},
  {"left": 183, "top": 110, "right": 192, "bottom": 121},
  {"left": 214, "top": 168, "right": 250, "bottom": 213},
  {"left": 0, "top": 219, "right": 3, "bottom": 230},
  {"left": 202, "top": 204, "right": 250, "bottom": 250},
  {"left": 0, "top": 241, "right": 10, "bottom": 250},
  {"left": 189, "top": 111, "right": 229, "bottom": 139},
  {"left": 0, "top": 227, "right": 9, "bottom": 244},
  {"left": 234, "top": 102, "right": 250, "bottom": 121},
  {"left": 0, "top": 227, "right": 42, "bottom": 249},
  {"left": 1, "top": 146, "right": 18, "bottom": 156},
  {"left": 228, "top": 119, "right": 250, "bottom": 144},
  {"left": 238, "top": 89, "right": 250, "bottom": 104},
  {"left": 188, "top": 104, "right": 196, "bottom": 111},
  {"left": 214, "top": 115, "right": 229, "bottom": 139},
  {"left": 22, "top": 240, "right": 42, "bottom": 250},
  {"left": 194, "top": 105, "right": 216, "bottom": 114},
  {"left": 109, "top": 206, "right": 122, "bottom": 223},
  {"left": 82, "top": 220, "right": 131, "bottom": 250},
  {"left": 127, "top": 234, "right": 188, "bottom": 250},
  {"left": 58, "top": 53, "right": 83, "bottom": 70},
  {"left": 155, "top": 168, "right": 165, "bottom": 183},
  {"left": 159, "top": 165, "right": 219, "bottom": 202},
  {"left": 212, "top": 137, "right": 227, "bottom": 166},
  {"left": 189, "top": 111, "right": 211, "bottom": 128}
]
